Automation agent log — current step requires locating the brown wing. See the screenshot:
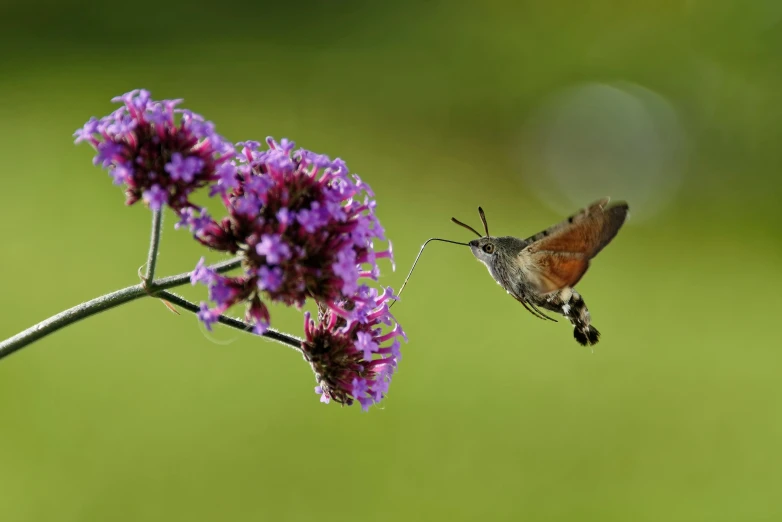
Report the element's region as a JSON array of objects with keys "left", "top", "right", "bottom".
[
  {"left": 522, "top": 197, "right": 610, "bottom": 243},
  {"left": 518, "top": 199, "right": 628, "bottom": 294}
]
